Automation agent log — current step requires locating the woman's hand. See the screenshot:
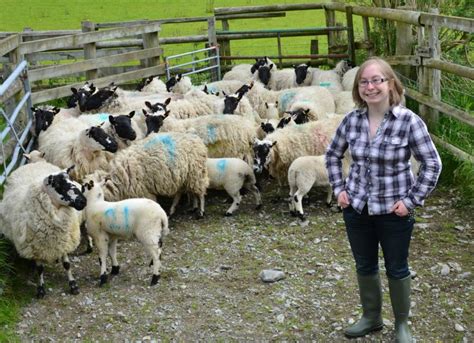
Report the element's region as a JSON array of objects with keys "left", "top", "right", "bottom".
[
  {"left": 337, "top": 191, "right": 350, "bottom": 209},
  {"left": 392, "top": 200, "right": 409, "bottom": 217}
]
